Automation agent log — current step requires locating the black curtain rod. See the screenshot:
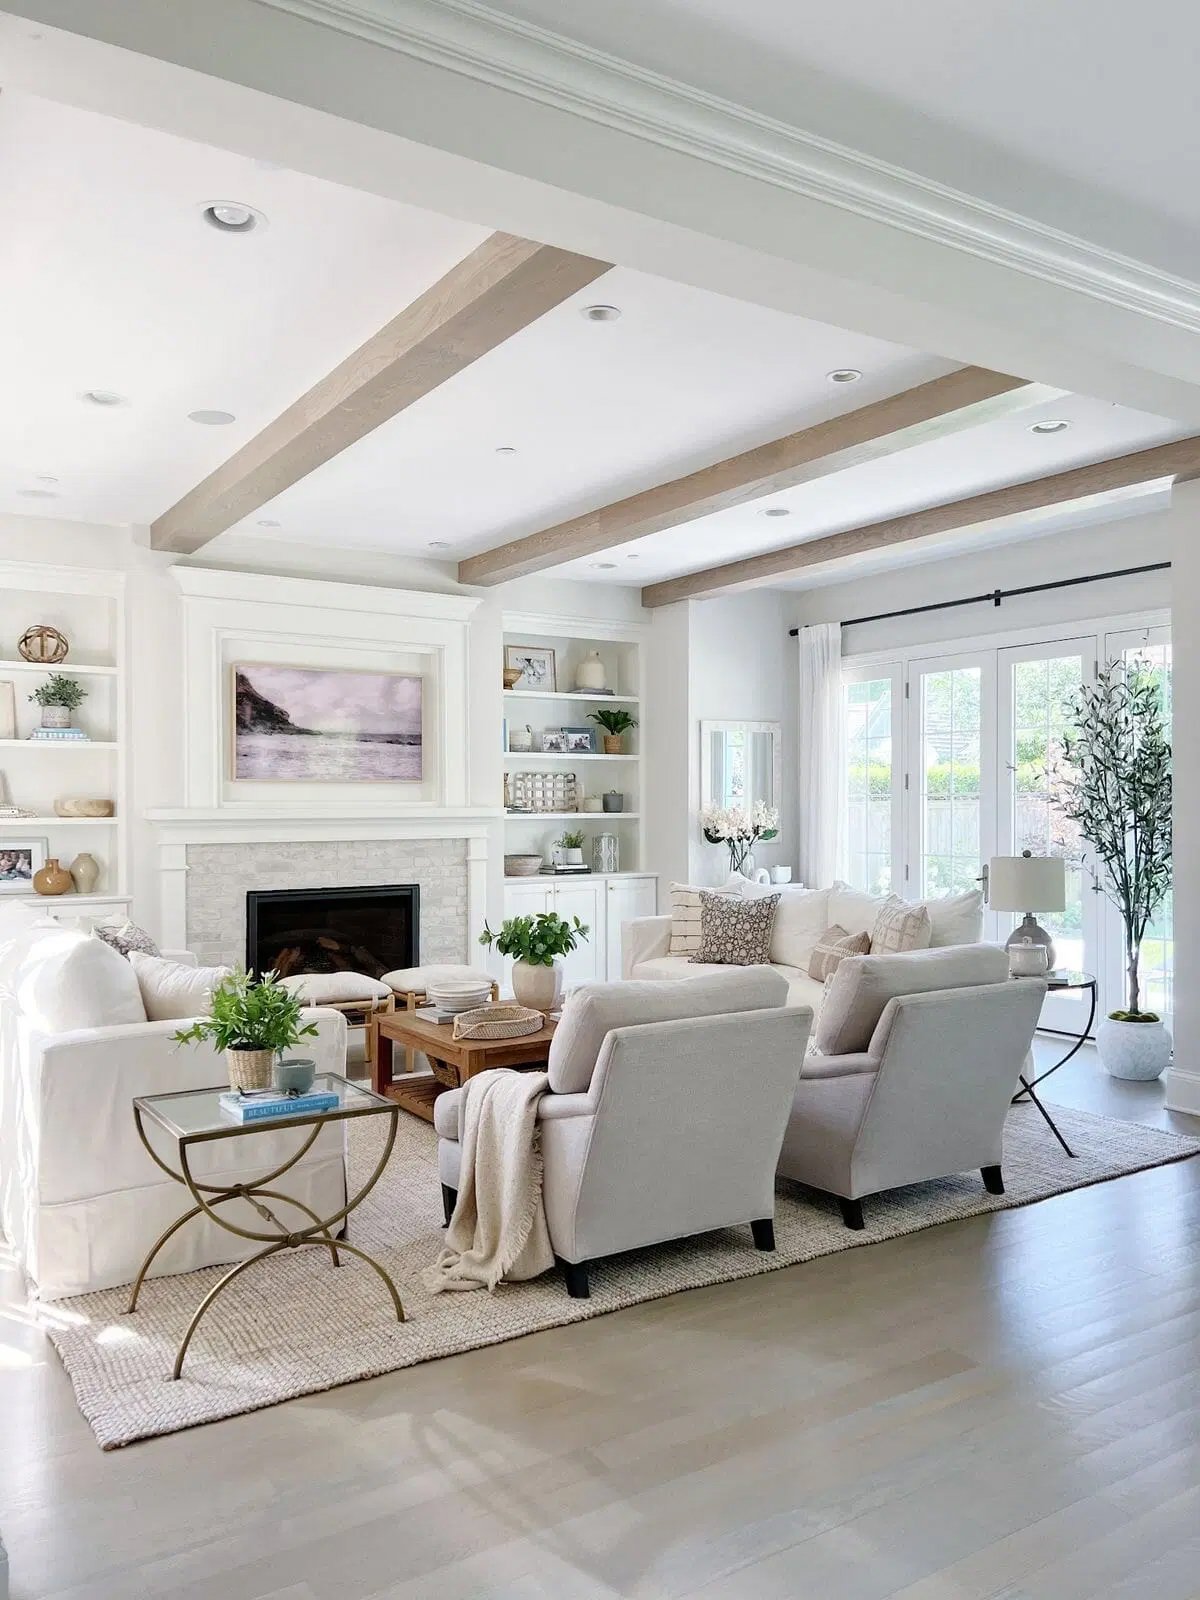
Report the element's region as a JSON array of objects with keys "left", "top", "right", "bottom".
[{"left": 786, "top": 561, "right": 1171, "bottom": 636}]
